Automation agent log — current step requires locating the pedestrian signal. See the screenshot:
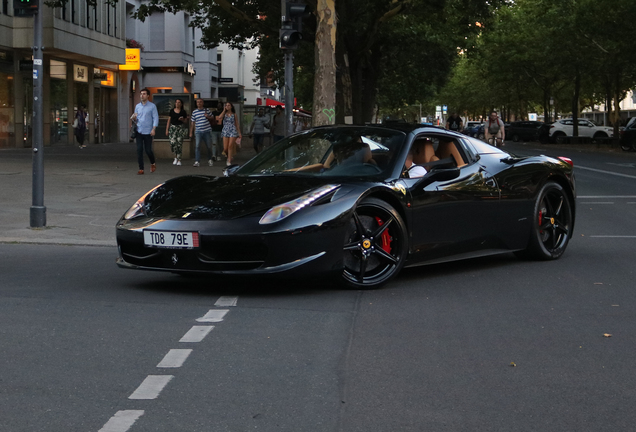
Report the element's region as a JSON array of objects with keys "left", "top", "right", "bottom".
[{"left": 14, "top": 0, "right": 39, "bottom": 16}]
